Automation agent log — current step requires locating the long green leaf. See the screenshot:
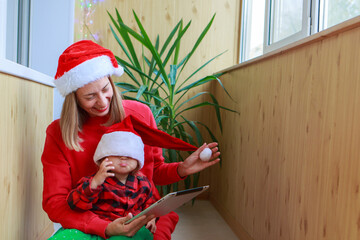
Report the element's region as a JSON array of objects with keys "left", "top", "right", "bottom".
[
  {"left": 159, "top": 19, "right": 182, "bottom": 57},
  {"left": 117, "top": 21, "right": 147, "bottom": 46},
  {"left": 118, "top": 95, "right": 149, "bottom": 105},
  {"left": 108, "top": 10, "right": 142, "bottom": 70},
  {"left": 169, "top": 65, "right": 177, "bottom": 87},
  {"left": 176, "top": 75, "right": 217, "bottom": 93},
  {"left": 177, "top": 50, "right": 227, "bottom": 90},
  {"left": 208, "top": 93, "right": 223, "bottom": 133},
  {"left": 114, "top": 82, "right": 139, "bottom": 91},
  {"left": 151, "top": 68, "right": 170, "bottom": 92},
  {"left": 175, "top": 91, "right": 209, "bottom": 111},
  {"left": 115, "top": 56, "right": 153, "bottom": 83},
  {"left": 147, "top": 35, "right": 160, "bottom": 78},
  {"left": 172, "top": 182, "right": 178, "bottom": 192},
  {"left": 136, "top": 85, "right": 147, "bottom": 100},
  {"left": 131, "top": 11, "right": 170, "bottom": 89},
  {"left": 162, "top": 21, "right": 191, "bottom": 69},
  {"left": 194, "top": 121, "right": 219, "bottom": 143},
  {"left": 152, "top": 106, "right": 167, "bottom": 119},
  {"left": 144, "top": 56, "right": 163, "bottom": 91},
  {"left": 155, "top": 115, "right": 169, "bottom": 126},
  {"left": 173, "top": 20, "right": 183, "bottom": 65},
  {"left": 108, "top": 24, "right": 134, "bottom": 66},
  {"left": 118, "top": 64, "right": 140, "bottom": 86},
  {"left": 168, "top": 149, "right": 178, "bottom": 163},
  {"left": 184, "top": 175, "right": 191, "bottom": 190},
  {"left": 177, "top": 14, "right": 216, "bottom": 80},
  {"left": 193, "top": 172, "right": 200, "bottom": 189},
  {"left": 181, "top": 117, "right": 203, "bottom": 146}
]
